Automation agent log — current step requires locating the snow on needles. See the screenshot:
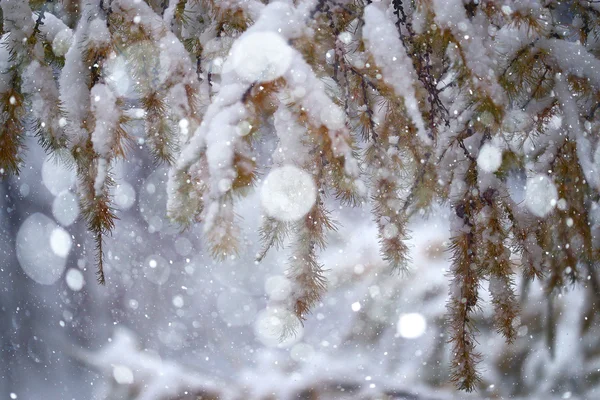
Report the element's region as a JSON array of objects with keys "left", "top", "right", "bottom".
[
  {"left": 525, "top": 174, "right": 558, "bottom": 218},
  {"left": 91, "top": 84, "right": 120, "bottom": 195},
  {"left": 0, "top": 0, "right": 34, "bottom": 49},
  {"left": 362, "top": 5, "right": 429, "bottom": 145},
  {"left": 58, "top": 1, "right": 99, "bottom": 146},
  {"left": 33, "top": 10, "right": 73, "bottom": 56},
  {"left": 261, "top": 165, "right": 317, "bottom": 222},
  {"left": 22, "top": 61, "right": 64, "bottom": 142},
  {"left": 477, "top": 143, "right": 503, "bottom": 173},
  {"left": 431, "top": 0, "right": 505, "bottom": 105},
  {"left": 172, "top": 1, "right": 360, "bottom": 230},
  {"left": 555, "top": 69, "right": 600, "bottom": 190},
  {"left": 544, "top": 39, "right": 600, "bottom": 89},
  {"left": 91, "top": 84, "right": 119, "bottom": 158},
  {"left": 229, "top": 31, "right": 293, "bottom": 83}
]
